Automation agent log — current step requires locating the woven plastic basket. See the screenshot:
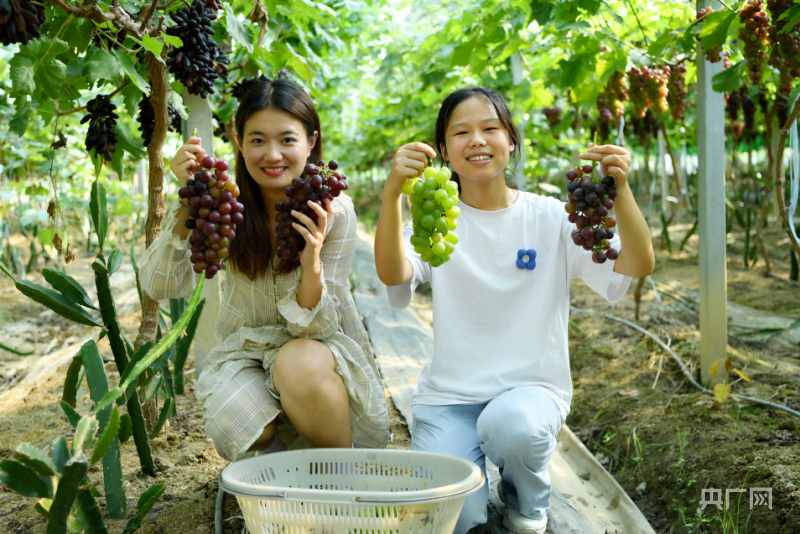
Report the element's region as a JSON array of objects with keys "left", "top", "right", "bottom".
[{"left": 219, "top": 448, "right": 484, "bottom": 534}]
